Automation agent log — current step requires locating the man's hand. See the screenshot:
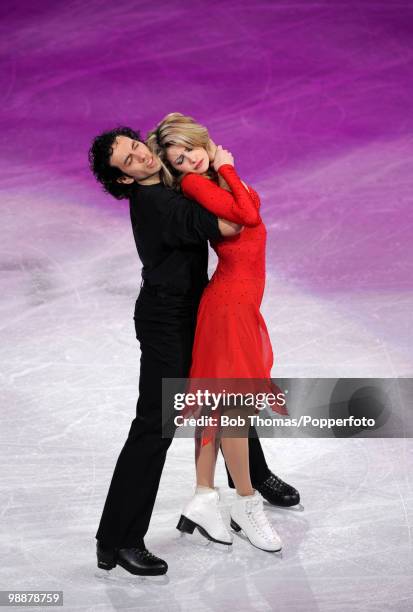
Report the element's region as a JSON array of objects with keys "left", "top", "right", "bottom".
[{"left": 218, "top": 218, "right": 243, "bottom": 237}]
